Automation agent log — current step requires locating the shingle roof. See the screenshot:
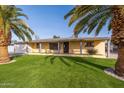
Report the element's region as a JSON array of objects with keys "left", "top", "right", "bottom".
[{"left": 15, "top": 37, "right": 110, "bottom": 44}]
